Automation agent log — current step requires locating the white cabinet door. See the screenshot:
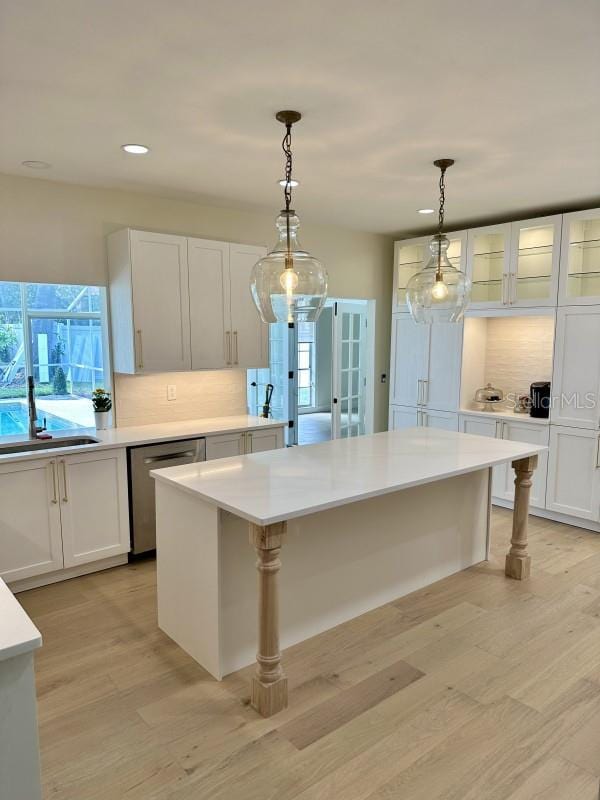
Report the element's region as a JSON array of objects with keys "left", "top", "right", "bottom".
[
  {"left": 0, "top": 458, "right": 63, "bottom": 583},
  {"left": 426, "top": 322, "right": 462, "bottom": 412},
  {"left": 392, "top": 237, "right": 428, "bottom": 313},
  {"left": 495, "top": 420, "right": 549, "bottom": 508},
  {"left": 552, "top": 306, "right": 600, "bottom": 429},
  {"left": 130, "top": 230, "right": 191, "bottom": 372},
  {"left": 247, "top": 427, "right": 284, "bottom": 453},
  {"left": 188, "top": 238, "right": 230, "bottom": 369},
  {"left": 229, "top": 244, "right": 268, "bottom": 369},
  {"left": 558, "top": 208, "right": 600, "bottom": 306},
  {"left": 422, "top": 410, "right": 458, "bottom": 432},
  {"left": 508, "top": 216, "right": 561, "bottom": 308},
  {"left": 546, "top": 426, "right": 600, "bottom": 521},
  {"left": 205, "top": 432, "right": 246, "bottom": 460},
  {"left": 466, "top": 224, "right": 512, "bottom": 309},
  {"left": 59, "top": 450, "right": 130, "bottom": 568},
  {"left": 389, "top": 405, "right": 418, "bottom": 430},
  {"left": 459, "top": 414, "right": 499, "bottom": 438},
  {"left": 389, "top": 315, "right": 428, "bottom": 407}
]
